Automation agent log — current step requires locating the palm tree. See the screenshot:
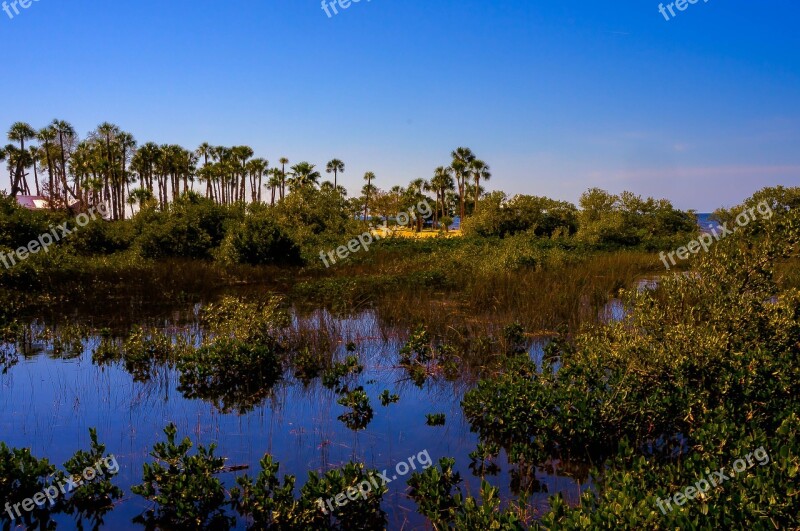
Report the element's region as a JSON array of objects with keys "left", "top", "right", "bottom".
[
  {"left": 95, "top": 122, "right": 122, "bottom": 216},
  {"left": 28, "top": 146, "right": 41, "bottom": 195},
  {"left": 363, "top": 171, "right": 376, "bottom": 221},
  {"left": 407, "top": 178, "right": 428, "bottom": 231},
  {"left": 279, "top": 157, "right": 289, "bottom": 200},
  {"left": 52, "top": 120, "right": 76, "bottom": 204},
  {"left": 36, "top": 126, "right": 57, "bottom": 203},
  {"left": 247, "top": 158, "right": 268, "bottom": 203},
  {"left": 288, "top": 162, "right": 321, "bottom": 191},
  {"left": 230, "top": 145, "right": 254, "bottom": 202},
  {"left": 267, "top": 168, "right": 283, "bottom": 206},
  {"left": 196, "top": 142, "right": 214, "bottom": 199},
  {"left": 451, "top": 147, "right": 475, "bottom": 221},
  {"left": 127, "top": 187, "right": 155, "bottom": 212},
  {"left": 7, "top": 122, "right": 36, "bottom": 196},
  {"left": 469, "top": 159, "right": 491, "bottom": 213},
  {"left": 117, "top": 131, "right": 138, "bottom": 219},
  {"left": 326, "top": 159, "right": 345, "bottom": 190},
  {"left": 430, "top": 166, "right": 455, "bottom": 229}
]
